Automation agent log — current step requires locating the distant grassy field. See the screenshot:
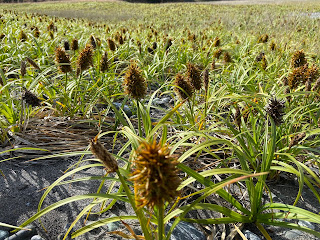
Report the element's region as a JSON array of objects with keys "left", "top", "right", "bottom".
[{"left": 1, "top": 1, "right": 320, "bottom": 239}]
